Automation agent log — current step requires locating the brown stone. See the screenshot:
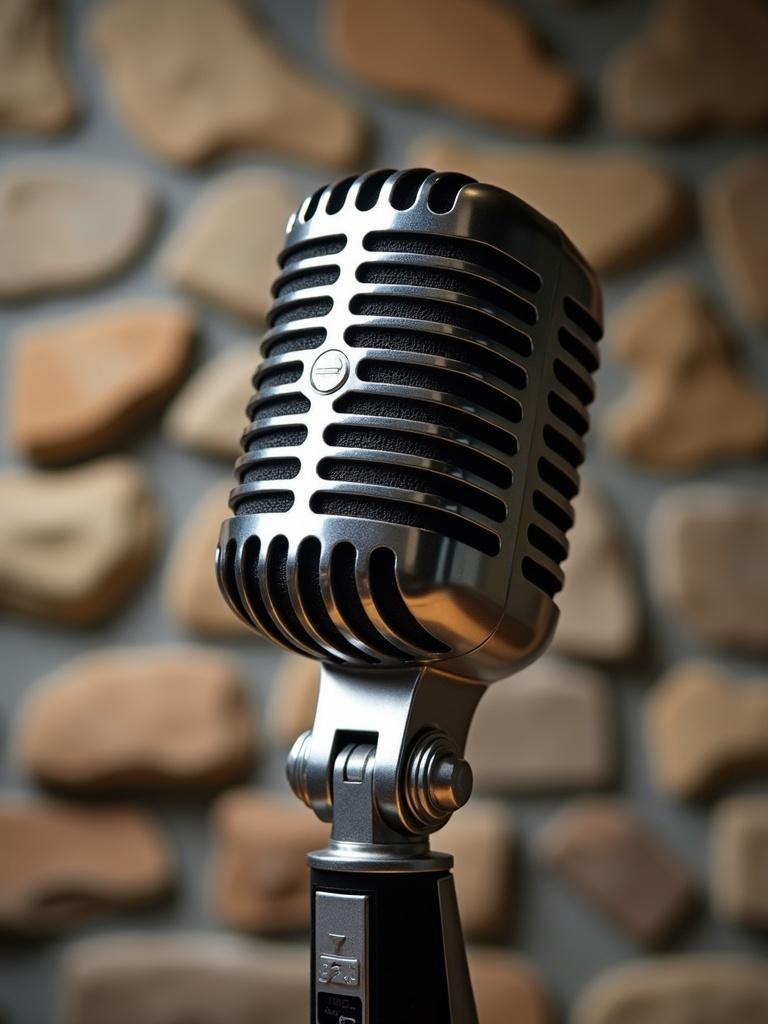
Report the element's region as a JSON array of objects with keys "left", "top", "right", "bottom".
[
  {"left": 711, "top": 796, "right": 768, "bottom": 929},
  {"left": 0, "top": 162, "right": 154, "bottom": 298},
  {"left": 211, "top": 790, "right": 328, "bottom": 934},
  {"left": 573, "top": 957, "right": 768, "bottom": 1024},
  {"left": 330, "top": 0, "right": 579, "bottom": 135},
  {"left": 410, "top": 138, "right": 691, "bottom": 274},
  {"left": 163, "top": 483, "right": 252, "bottom": 638},
  {"left": 604, "top": 278, "right": 768, "bottom": 471},
  {"left": 9, "top": 303, "right": 194, "bottom": 464},
  {"left": 164, "top": 344, "right": 258, "bottom": 459},
  {"left": 18, "top": 646, "right": 255, "bottom": 792},
  {"left": 89, "top": 0, "right": 363, "bottom": 167},
  {"left": 438, "top": 801, "right": 514, "bottom": 941},
  {"left": 267, "top": 655, "right": 320, "bottom": 747},
  {"left": 706, "top": 155, "right": 768, "bottom": 325},
  {"left": 466, "top": 658, "right": 614, "bottom": 793},
  {"left": 645, "top": 662, "right": 768, "bottom": 800},
  {"left": 0, "top": 800, "right": 172, "bottom": 935},
  {"left": 468, "top": 949, "right": 551, "bottom": 1024},
  {"left": 540, "top": 798, "right": 696, "bottom": 945},
  {"left": 0, "top": 0, "right": 77, "bottom": 132},
  {"left": 63, "top": 933, "right": 308, "bottom": 1024},
  {"left": 604, "top": 0, "right": 768, "bottom": 138},
  {"left": 651, "top": 488, "right": 768, "bottom": 651},
  {"left": 553, "top": 483, "right": 641, "bottom": 661},
  {"left": 0, "top": 458, "right": 158, "bottom": 626}
]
